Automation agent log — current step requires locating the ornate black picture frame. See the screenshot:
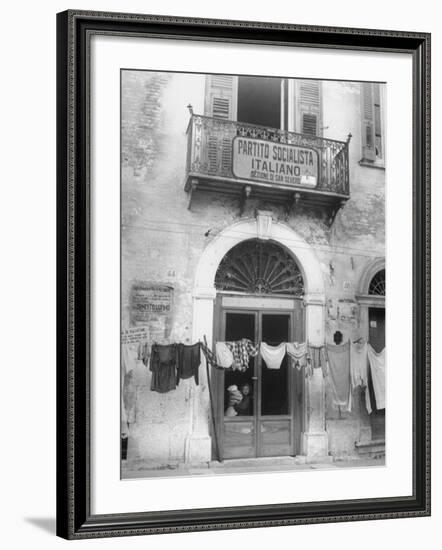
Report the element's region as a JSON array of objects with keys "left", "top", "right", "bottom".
[{"left": 56, "top": 10, "right": 430, "bottom": 539}]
